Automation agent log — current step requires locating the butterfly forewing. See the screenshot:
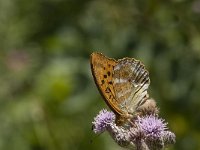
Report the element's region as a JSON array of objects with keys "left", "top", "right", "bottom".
[
  {"left": 90, "top": 53, "right": 123, "bottom": 115},
  {"left": 113, "top": 58, "right": 150, "bottom": 114}
]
